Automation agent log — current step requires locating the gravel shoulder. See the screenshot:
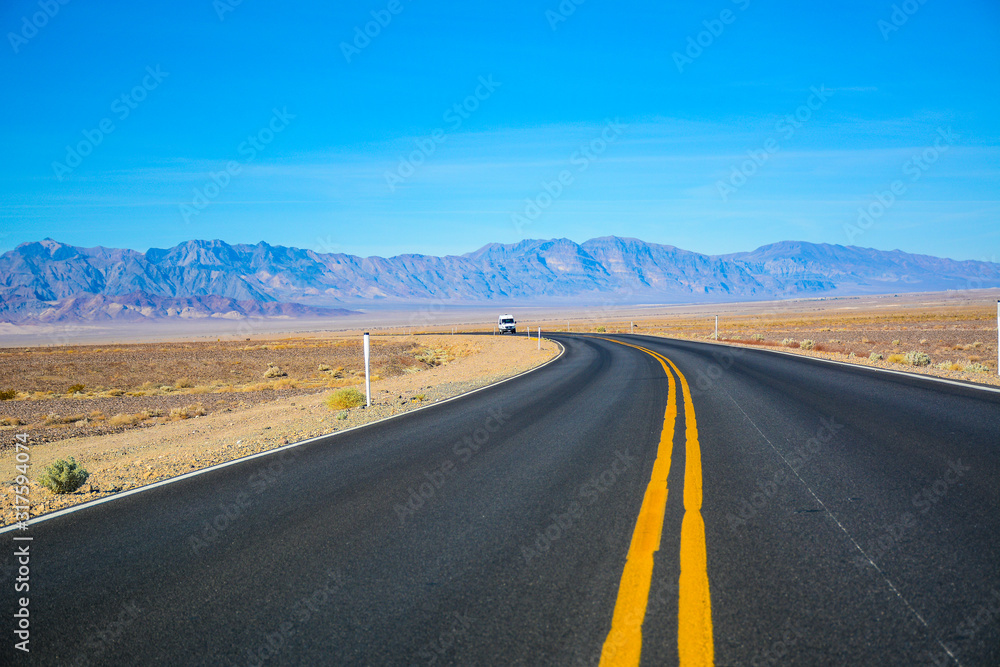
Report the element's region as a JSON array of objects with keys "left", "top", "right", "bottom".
[{"left": 1, "top": 334, "right": 558, "bottom": 526}]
